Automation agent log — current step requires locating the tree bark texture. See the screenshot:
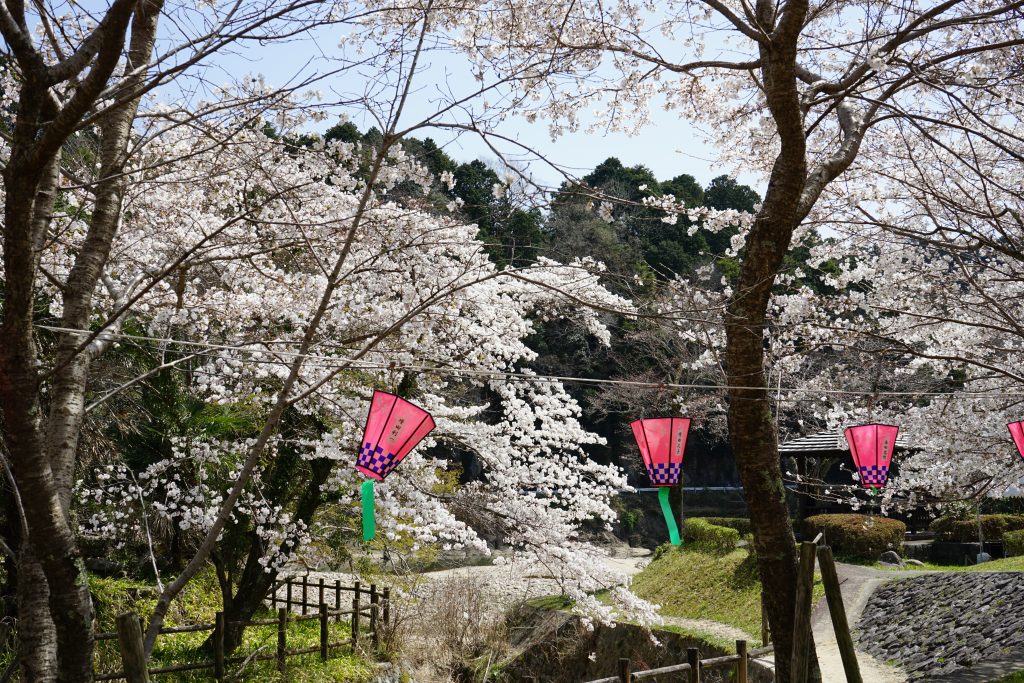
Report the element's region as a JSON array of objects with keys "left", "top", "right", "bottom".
[
  {"left": 0, "top": 2, "right": 161, "bottom": 679},
  {"left": 723, "top": 1, "right": 811, "bottom": 682}
]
